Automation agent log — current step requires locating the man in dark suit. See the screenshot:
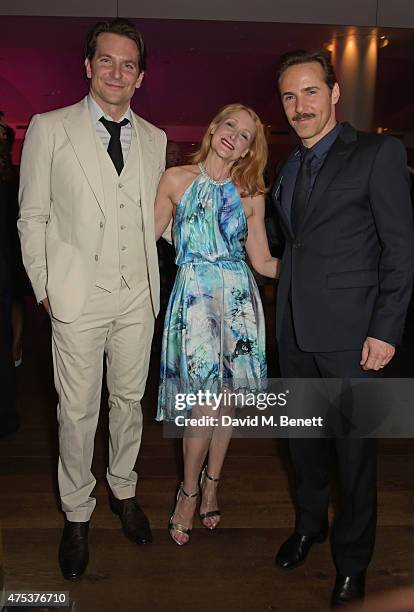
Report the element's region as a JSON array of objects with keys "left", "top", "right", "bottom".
[{"left": 272, "top": 50, "right": 414, "bottom": 607}]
